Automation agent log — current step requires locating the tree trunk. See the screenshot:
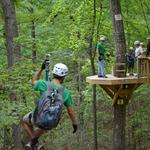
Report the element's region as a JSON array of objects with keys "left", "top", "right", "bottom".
[
  {"left": 31, "top": 20, "right": 36, "bottom": 71},
  {"left": 110, "top": 0, "right": 127, "bottom": 150},
  {"left": 3, "top": 128, "right": 10, "bottom": 150},
  {"left": 88, "top": 0, "right": 98, "bottom": 149},
  {"left": 110, "top": 0, "right": 126, "bottom": 77},
  {"left": 89, "top": 38, "right": 98, "bottom": 150},
  {"left": 113, "top": 104, "right": 126, "bottom": 150},
  {"left": 0, "top": 1, "right": 22, "bottom": 149},
  {"left": 0, "top": 0, "right": 21, "bottom": 67},
  {"left": 12, "top": 125, "right": 22, "bottom": 150}
]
